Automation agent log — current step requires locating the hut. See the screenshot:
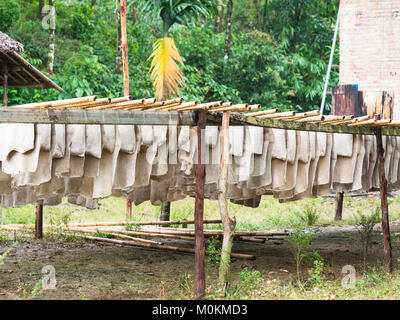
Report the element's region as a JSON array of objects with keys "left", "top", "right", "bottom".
[{"left": 0, "top": 32, "right": 63, "bottom": 106}]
